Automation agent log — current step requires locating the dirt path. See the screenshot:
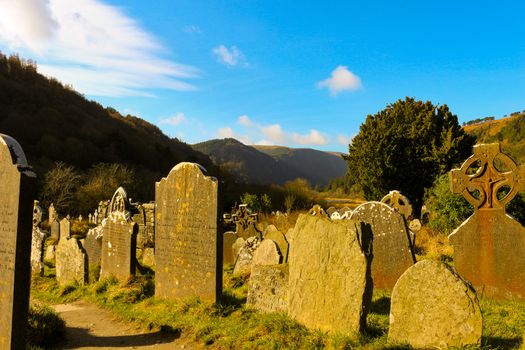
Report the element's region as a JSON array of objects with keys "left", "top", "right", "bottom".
[{"left": 51, "top": 300, "right": 203, "bottom": 350}]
